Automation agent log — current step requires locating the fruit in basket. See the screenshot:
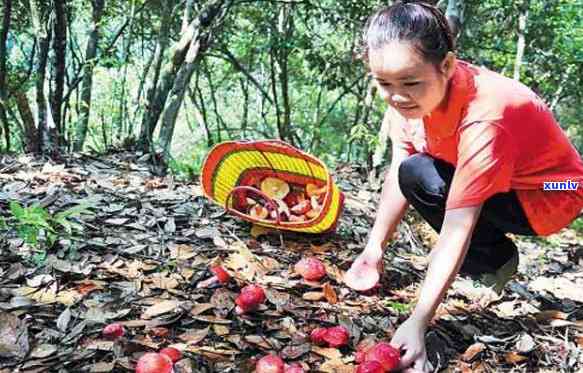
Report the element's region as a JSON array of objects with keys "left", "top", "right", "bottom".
[
  {"left": 261, "top": 177, "right": 290, "bottom": 200},
  {"left": 284, "top": 191, "right": 306, "bottom": 207},
  {"left": 306, "top": 183, "right": 326, "bottom": 198},
  {"left": 249, "top": 204, "right": 269, "bottom": 220},
  {"left": 289, "top": 214, "right": 306, "bottom": 222},
  {"left": 290, "top": 200, "right": 311, "bottom": 215}
]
